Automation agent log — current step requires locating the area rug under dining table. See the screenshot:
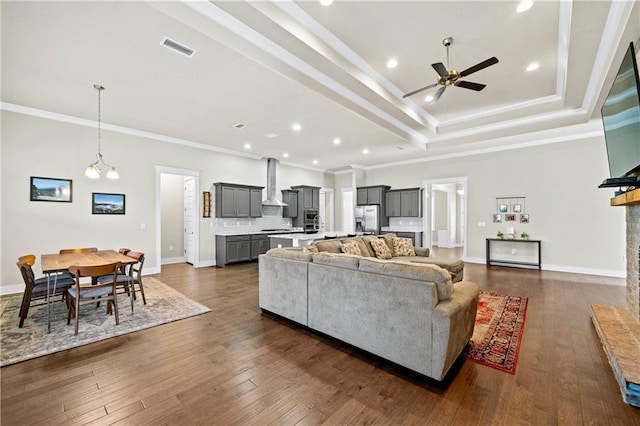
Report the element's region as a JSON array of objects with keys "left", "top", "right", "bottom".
[{"left": 0, "top": 277, "right": 211, "bottom": 367}]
